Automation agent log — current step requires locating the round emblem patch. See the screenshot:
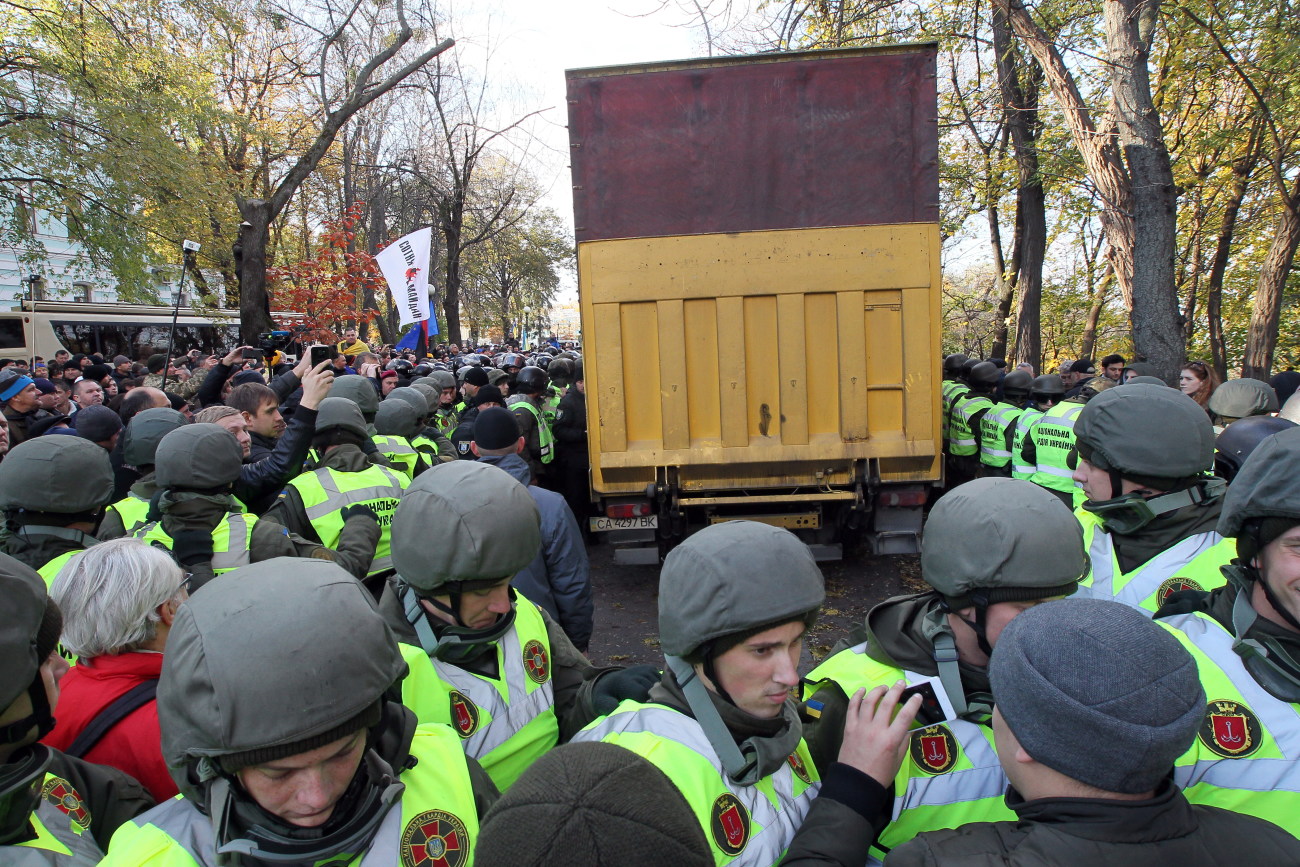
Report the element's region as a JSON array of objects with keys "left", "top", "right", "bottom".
[
  {"left": 909, "top": 725, "right": 959, "bottom": 775},
  {"left": 787, "top": 751, "right": 813, "bottom": 785},
  {"left": 400, "top": 809, "right": 469, "bottom": 867},
  {"left": 522, "top": 639, "right": 550, "bottom": 684},
  {"left": 709, "top": 793, "right": 750, "bottom": 856},
  {"left": 1198, "top": 699, "right": 1263, "bottom": 758},
  {"left": 448, "top": 690, "right": 480, "bottom": 738},
  {"left": 1158, "top": 575, "right": 1204, "bottom": 605},
  {"left": 41, "top": 777, "right": 91, "bottom": 830}
]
